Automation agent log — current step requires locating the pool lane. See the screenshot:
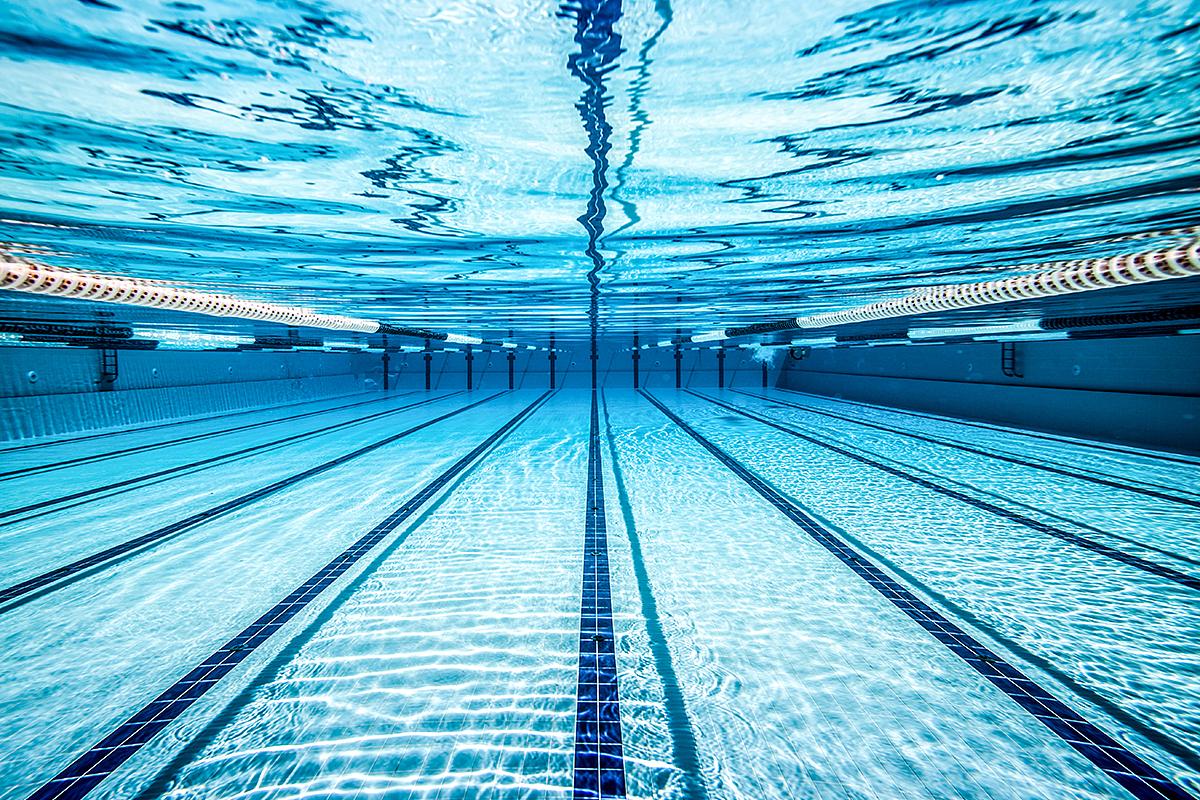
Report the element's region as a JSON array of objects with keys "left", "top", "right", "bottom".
[
  {"left": 0, "top": 392, "right": 492, "bottom": 612},
  {"left": 0, "top": 391, "right": 544, "bottom": 800},
  {"left": 603, "top": 391, "right": 1124, "bottom": 799},
  {"left": 650, "top": 390, "right": 1200, "bottom": 787},
  {"left": 122, "top": 391, "right": 593, "bottom": 800},
  {"left": 0, "top": 391, "right": 471, "bottom": 591},
  {"left": 26, "top": 392, "right": 551, "bottom": 800},
  {"left": 731, "top": 389, "right": 1200, "bottom": 510},
  {"left": 723, "top": 389, "right": 1200, "bottom": 564},
  {"left": 599, "top": 392, "right": 707, "bottom": 800},
  {"left": 694, "top": 391, "right": 1200, "bottom": 585},
  {"left": 645, "top": 390, "right": 1192, "bottom": 800}
]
